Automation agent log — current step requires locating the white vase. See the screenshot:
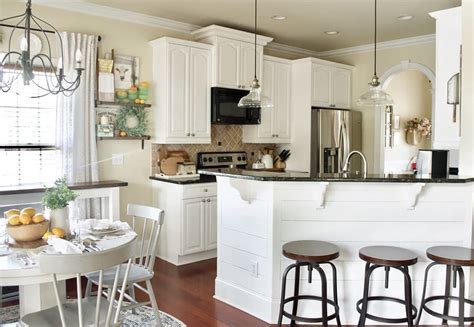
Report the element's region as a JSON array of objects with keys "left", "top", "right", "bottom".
[{"left": 48, "top": 207, "right": 70, "bottom": 235}]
